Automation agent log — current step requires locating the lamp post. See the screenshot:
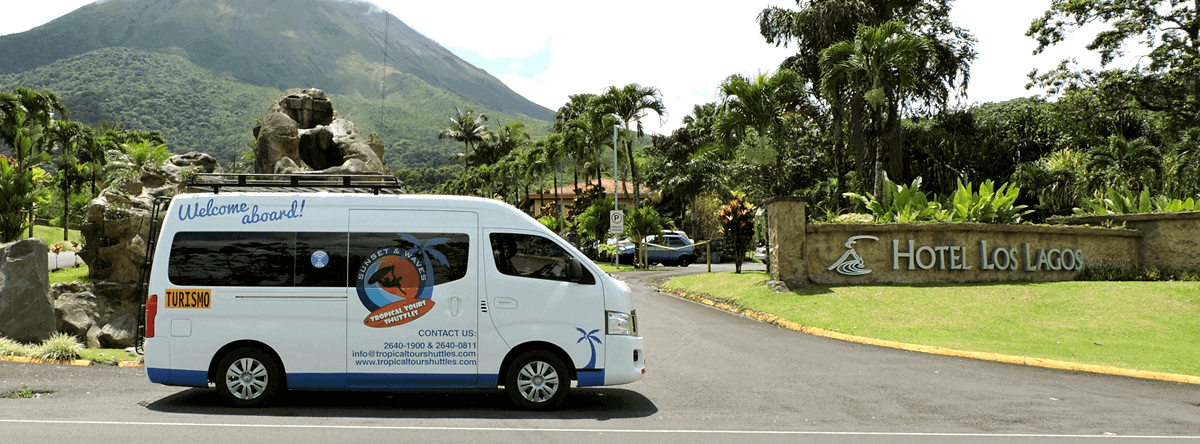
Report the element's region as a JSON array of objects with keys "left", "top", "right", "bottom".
[{"left": 613, "top": 124, "right": 620, "bottom": 268}]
